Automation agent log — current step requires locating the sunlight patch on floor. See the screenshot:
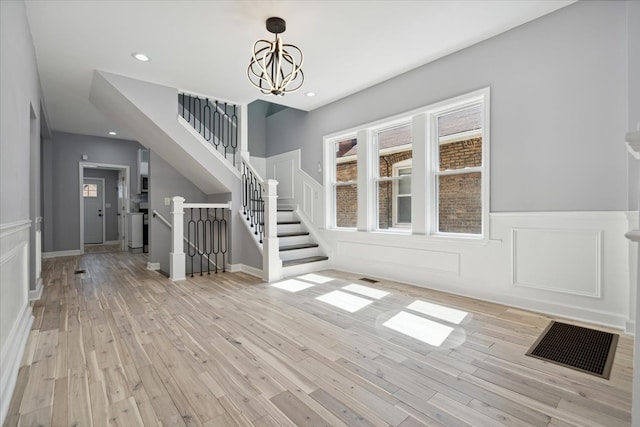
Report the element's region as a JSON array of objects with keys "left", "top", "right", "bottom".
[
  {"left": 406, "top": 300, "right": 468, "bottom": 325},
  {"left": 383, "top": 311, "right": 454, "bottom": 347},
  {"left": 316, "top": 290, "right": 373, "bottom": 313},
  {"left": 271, "top": 279, "right": 315, "bottom": 292},
  {"left": 298, "top": 273, "right": 334, "bottom": 284}
]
